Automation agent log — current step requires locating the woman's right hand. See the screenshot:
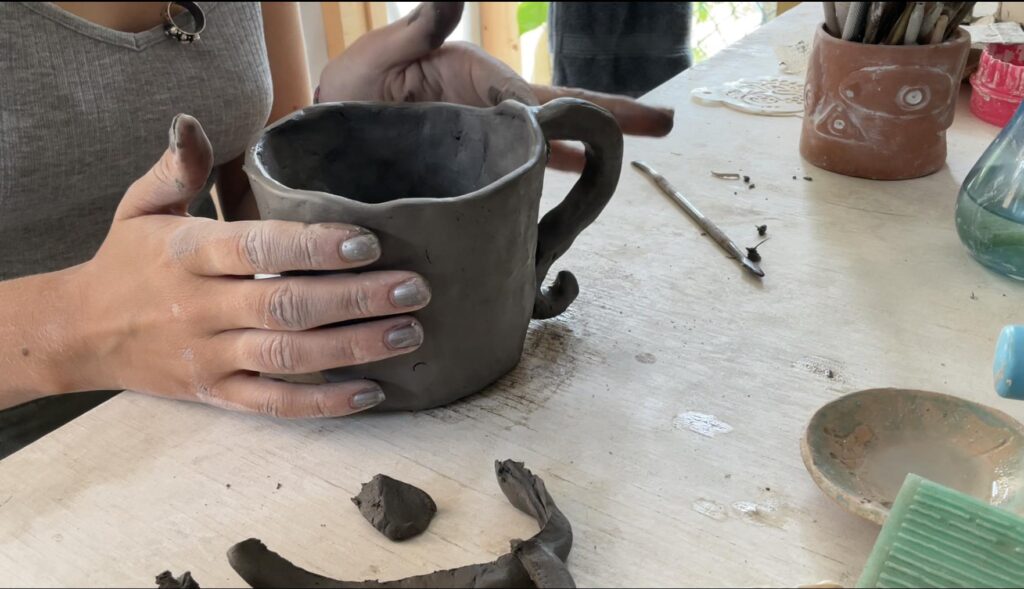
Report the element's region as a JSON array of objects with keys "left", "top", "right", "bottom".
[{"left": 71, "top": 115, "right": 430, "bottom": 418}]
